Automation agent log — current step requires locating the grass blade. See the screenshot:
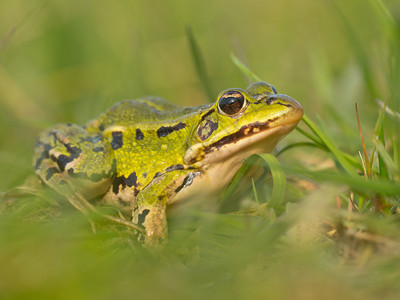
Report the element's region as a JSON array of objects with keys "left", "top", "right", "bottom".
[
  {"left": 373, "top": 97, "right": 391, "bottom": 180},
  {"left": 258, "top": 153, "right": 286, "bottom": 210},
  {"left": 219, "top": 155, "right": 259, "bottom": 207},
  {"left": 251, "top": 179, "right": 260, "bottom": 205},
  {"left": 302, "top": 114, "right": 358, "bottom": 176},
  {"left": 373, "top": 137, "right": 399, "bottom": 176},
  {"left": 355, "top": 102, "right": 371, "bottom": 177},
  {"left": 185, "top": 25, "right": 214, "bottom": 100},
  {"left": 230, "top": 53, "right": 262, "bottom": 82},
  {"left": 284, "top": 166, "right": 400, "bottom": 197}
]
